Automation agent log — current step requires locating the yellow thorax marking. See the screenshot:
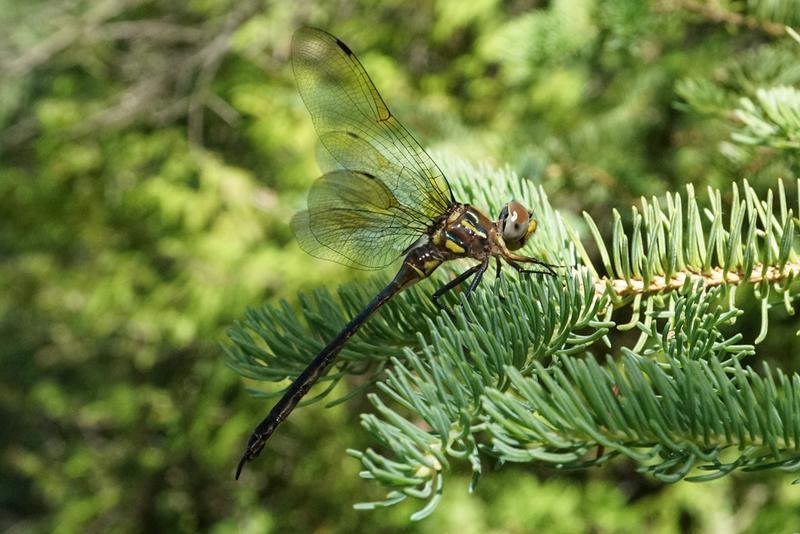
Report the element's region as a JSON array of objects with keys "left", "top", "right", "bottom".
[
  {"left": 445, "top": 238, "right": 466, "bottom": 254},
  {"left": 461, "top": 219, "right": 487, "bottom": 238},
  {"left": 406, "top": 261, "right": 426, "bottom": 278},
  {"left": 423, "top": 260, "right": 440, "bottom": 273}
]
